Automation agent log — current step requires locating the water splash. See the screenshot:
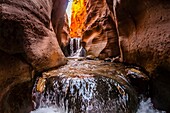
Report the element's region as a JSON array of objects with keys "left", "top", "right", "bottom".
[
  {"left": 32, "top": 75, "right": 136, "bottom": 113},
  {"left": 137, "top": 98, "right": 166, "bottom": 113},
  {"left": 31, "top": 98, "right": 166, "bottom": 113},
  {"left": 30, "top": 106, "right": 66, "bottom": 113},
  {"left": 31, "top": 60, "right": 139, "bottom": 113},
  {"left": 70, "top": 38, "right": 75, "bottom": 56},
  {"left": 31, "top": 60, "right": 166, "bottom": 113}
]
